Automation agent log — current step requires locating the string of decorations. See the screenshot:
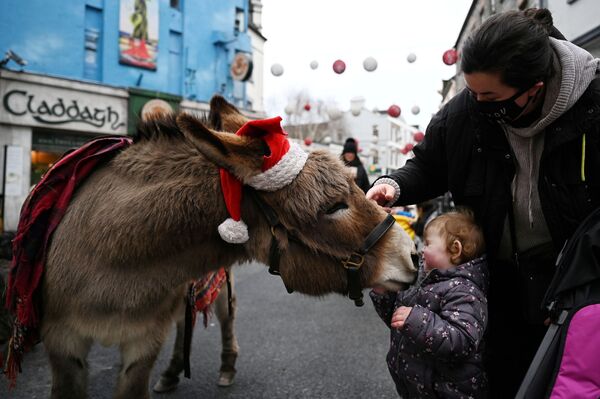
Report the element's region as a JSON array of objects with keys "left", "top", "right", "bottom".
[{"left": 272, "top": 48, "right": 459, "bottom": 154}]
